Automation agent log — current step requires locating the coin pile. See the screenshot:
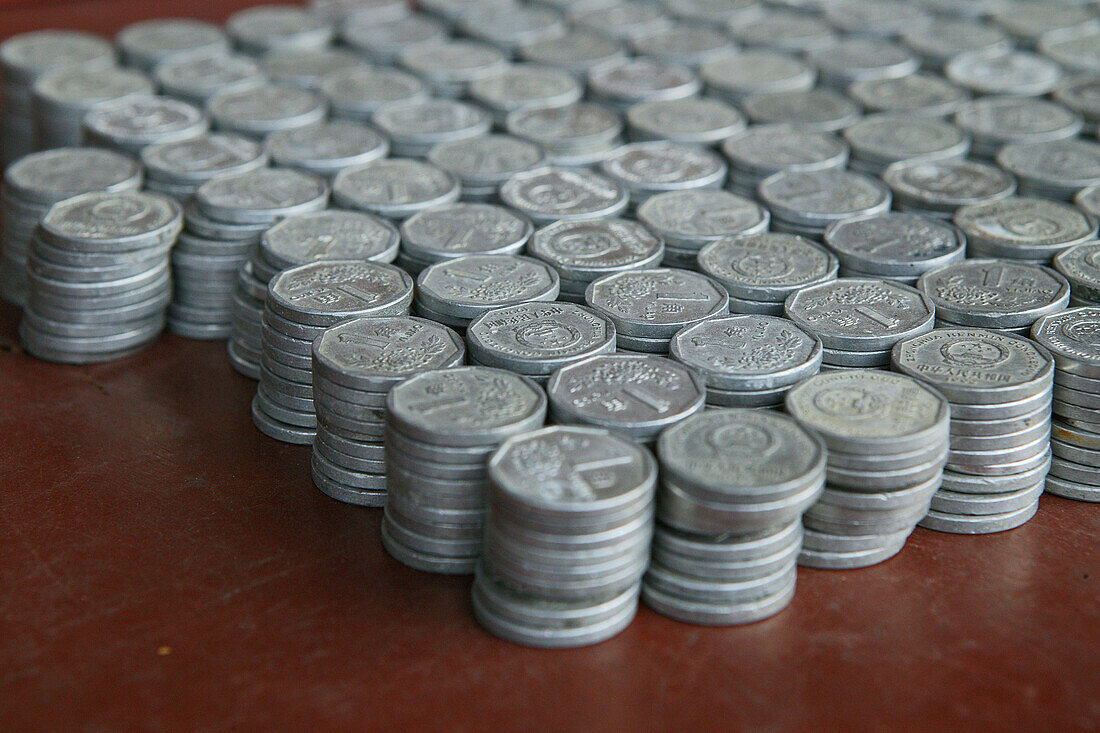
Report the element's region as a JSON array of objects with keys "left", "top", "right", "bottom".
[
  {"left": 311, "top": 316, "right": 465, "bottom": 506},
  {"left": 1031, "top": 308, "right": 1100, "bottom": 503},
  {"left": 415, "top": 254, "right": 559, "bottom": 330},
  {"left": 474, "top": 425, "right": 655, "bottom": 648},
  {"left": 142, "top": 134, "right": 267, "bottom": 205},
  {"left": 645, "top": 410, "right": 825, "bottom": 624},
  {"left": 842, "top": 114, "right": 969, "bottom": 177},
  {"left": 823, "top": 213, "right": 967, "bottom": 285},
  {"left": 31, "top": 66, "right": 154, "bottom": 149},
  {"left": 720, "top": 125, "right": 849, "bottom": 198},
  {"left": 207, "top": 83, "right": 328, "bottom": 140},
  {"left": 82, "top": 96, "right": 209, "bottom": 155},
  {"left": 371, "top": 98, "right": 490, "bottom": 158},
  {"left": 1, "top": 147, "right": 142, "bottom": 306},
  {"left": 636, "top": 189, "right": 769, "bottom": 271},
  {"left": 500, "top": 167, "right": 629, "bottom": 228},
  {"left": 785, "top": 278, "right": 936, "bottom": 370},
  {"left": 954, "top": 96, "right": 1083, "bottom": 162},
  {"left": 882, "top": 158, "right": 1017, "bottom": 221},
  {"left": 397, "top": 202, "right": 533, "bottom": 275},
  {"left": 953, "top": 198, "right": 1098, "bottom": 264},
  {"left": 892, "top": 329, "right": 1054, "bottom": 533},
  {"left": 21, "top": 190, "right": 182, "bottom": 363},
  {"left": 115, "top": 18, "right": 229, "bottom": 71},
  {"left": 252, "top": 260, "right": 414, "bottom": 444},
  {"left": 786, "top": 371, "right": 951, "bottom": 569},
  {"left": 759, "top": 168, "right": 891, "bottom": 240},
  {"left": 670, "top": 315, "right": 822, "bottom": 409},
  {"left": 996, "top": 140, "right": 1100, "bottom": 202},
  {"left": 1053, "top": 243, "right": 1100, "bottom": 308},
  {"left": 384, "top": 367, "right": 547, "bottom": 574}
]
